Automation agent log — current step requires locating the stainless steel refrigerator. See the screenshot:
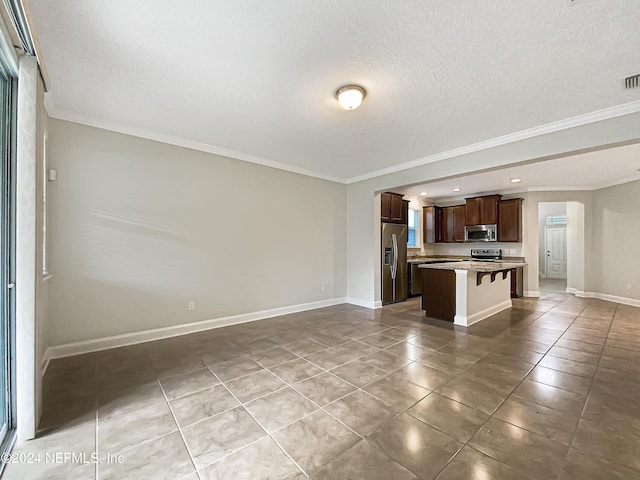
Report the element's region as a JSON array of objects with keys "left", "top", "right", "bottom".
[{"left": 381, "top": 223, "right": 408, "bottom": 305}]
